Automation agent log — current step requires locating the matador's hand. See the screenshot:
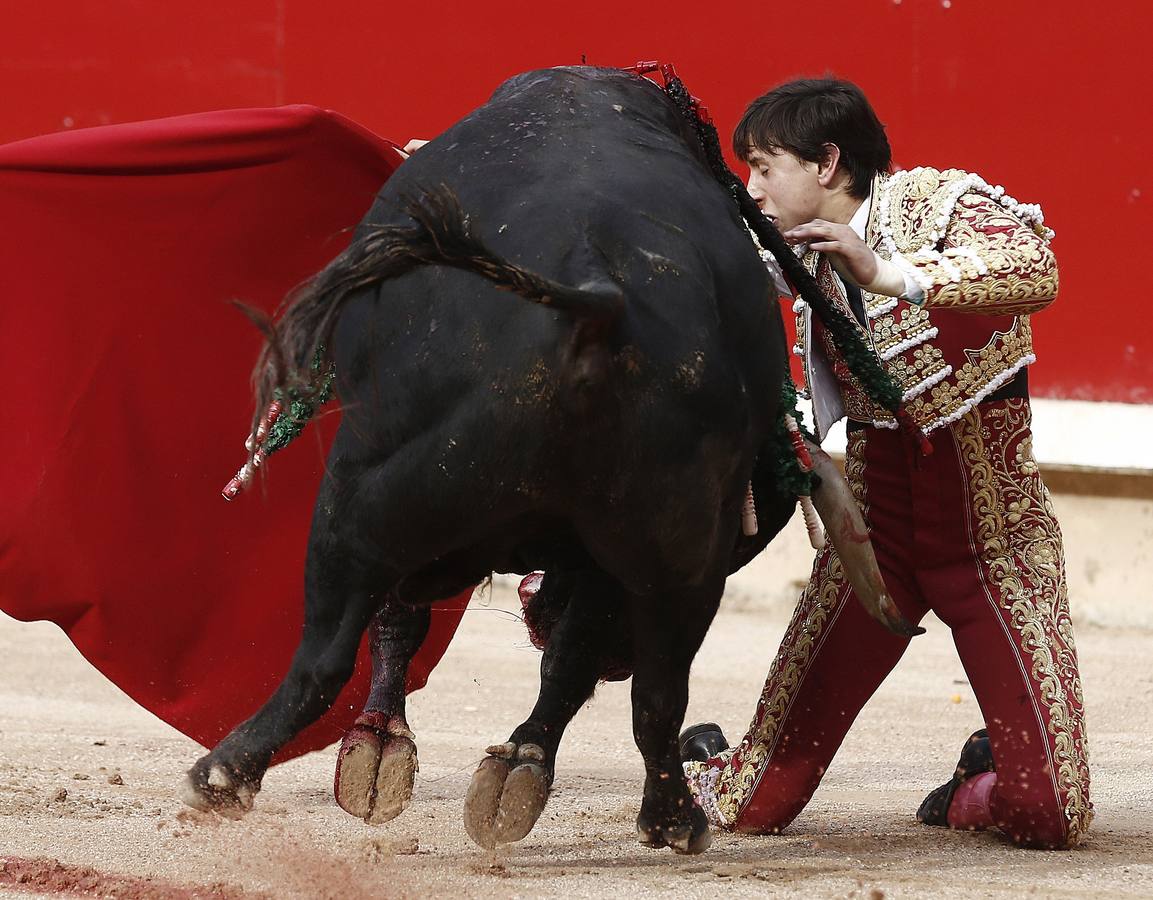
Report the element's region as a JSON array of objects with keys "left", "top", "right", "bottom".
[
  {"left": 784, "top": 219, "right": 878, "bottom": 287},
  {"left": 397, "top": 139, "right": 429, "bottom": 159}
]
